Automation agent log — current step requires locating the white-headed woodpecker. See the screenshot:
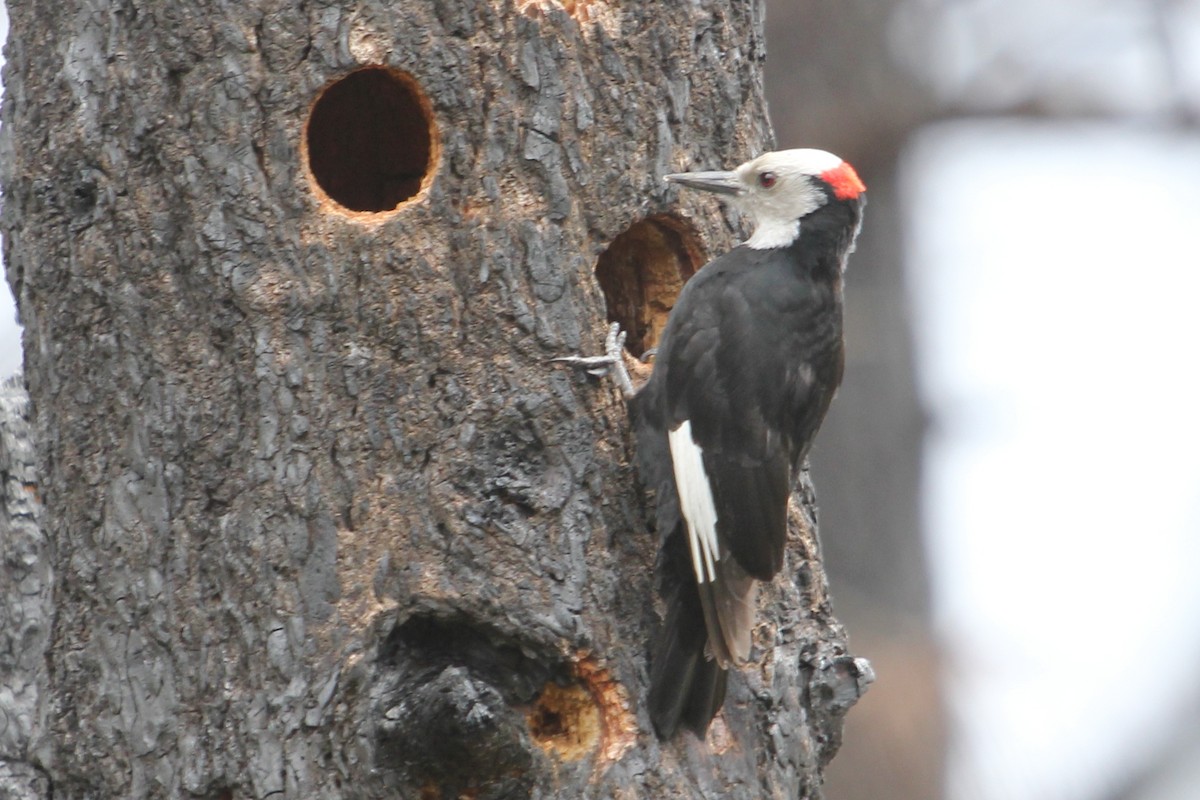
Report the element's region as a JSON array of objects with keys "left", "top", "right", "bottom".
[{"left": 559, "top": 149, "right": 865, "bottom": 738}]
